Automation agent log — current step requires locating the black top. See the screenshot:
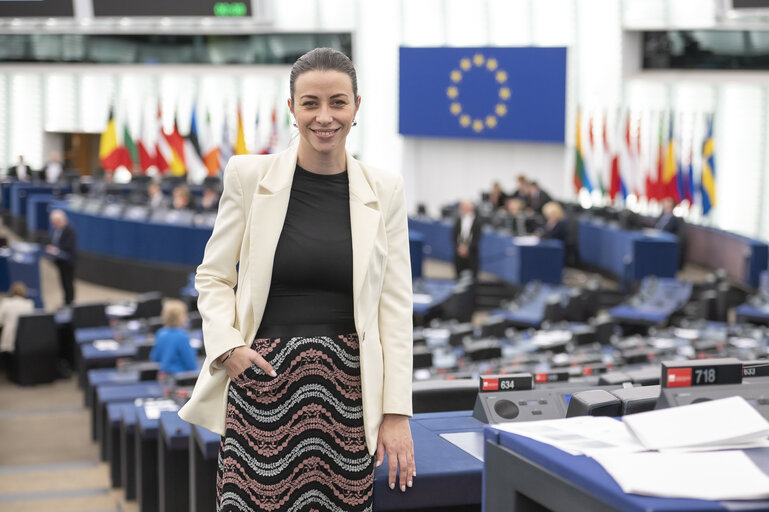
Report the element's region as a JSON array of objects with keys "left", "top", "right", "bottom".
[{"left": 258, "top": 164, "right": 355, "bottom": 336}]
